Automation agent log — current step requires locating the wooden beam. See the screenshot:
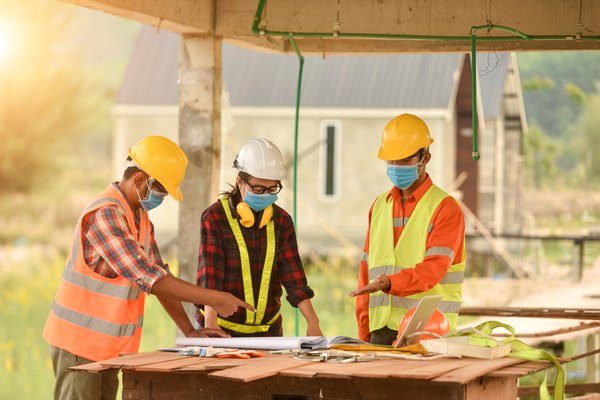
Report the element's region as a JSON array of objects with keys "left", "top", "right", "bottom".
[
  {"left": 460, "top": 307, "right": 600, "bottom": 320},
  {"left": 61, "top": 0, "right": 213, "bottom": 34},
  {"left": 63, "top": 0, "right": 600, "bottom": 53}
]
